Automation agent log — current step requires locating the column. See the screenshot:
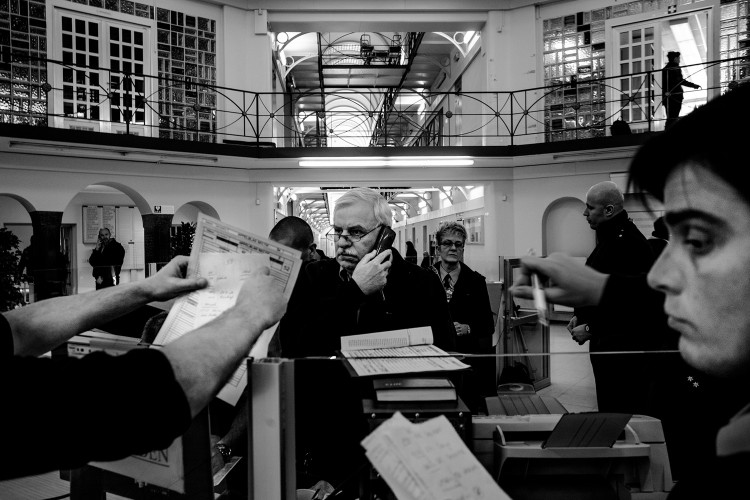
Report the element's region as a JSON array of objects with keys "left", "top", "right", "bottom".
[
  {"left": 142, "top": 213, "right": 173, "bottom": 275},
  {"left": 29, "top": 211, "right": 64, "bottom": 302}
]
